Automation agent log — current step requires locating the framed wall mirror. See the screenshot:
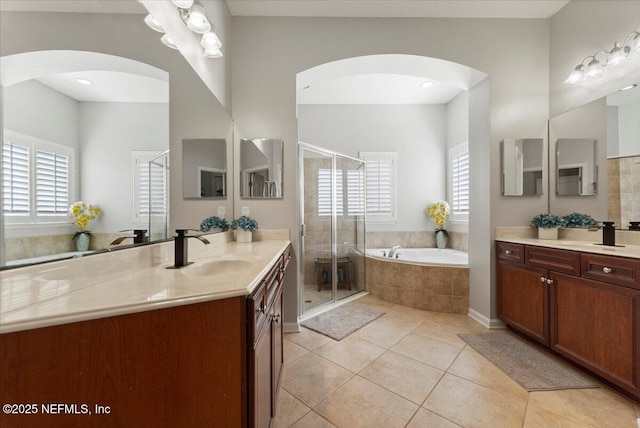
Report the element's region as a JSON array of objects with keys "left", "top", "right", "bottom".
[
  {"left": 239, "top": 138, "right": 284, "bottom": 199},
  {"left": 501, "top": 138, "right": 544, "bottom": 196},
  {"left": 182, "top": 139, "right": 227, "bottom": 199},
  {"left": 556, "top": 138, "right": 598, "bottom": 196}
]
